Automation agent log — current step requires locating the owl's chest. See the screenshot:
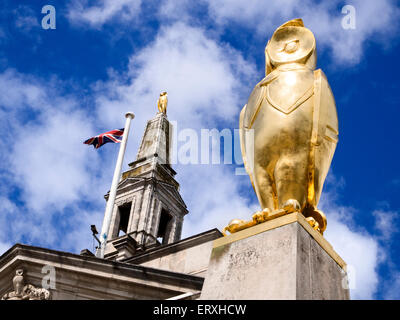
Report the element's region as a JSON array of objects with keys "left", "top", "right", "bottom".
[{"left": 265, "top": 69, "right": 314, "bottom": 114}]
